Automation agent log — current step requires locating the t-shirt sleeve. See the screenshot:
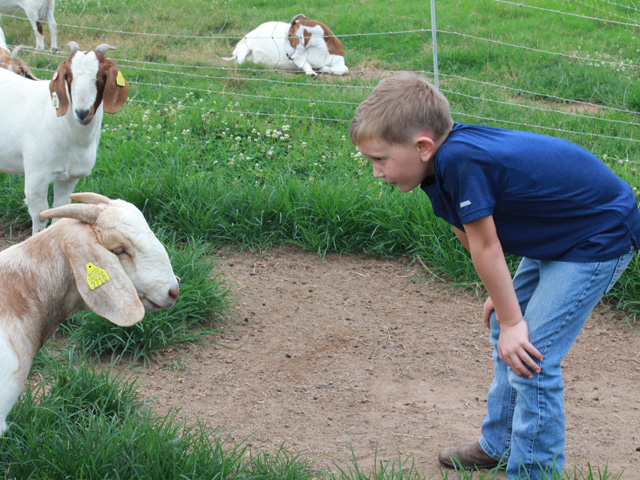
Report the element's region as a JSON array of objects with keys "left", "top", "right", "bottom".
[{"left": 439, "top": 154, "right": 500, "bottom": 225}]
